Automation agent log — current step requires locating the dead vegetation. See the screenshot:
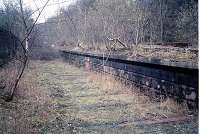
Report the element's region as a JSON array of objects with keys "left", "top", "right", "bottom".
[
  {"left": 128, "top": 45, "right": 198, "bottom": 63},
  {"left": 86, "top": 72, "right": 189, "bottom": 119},
  {"left": 0, "top": 60, "right": 197, "bottom": 133},
  {"left": 63, "top": 44, "right": 198, "bottom": 64},
  {"left": 0, "top": 61, "right": 52, "bottom": 133},
  {"left": 0, "top": 61, "right": 20, "bottom": 99}
]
